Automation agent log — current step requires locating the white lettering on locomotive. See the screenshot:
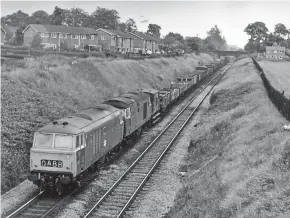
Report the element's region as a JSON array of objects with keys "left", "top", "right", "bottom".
[
  {"left": 41, "top": 160, "right": 46, "bottom": 166},
  {"left": 41, "top": 159, "right": 63, "bottom": 168}
]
